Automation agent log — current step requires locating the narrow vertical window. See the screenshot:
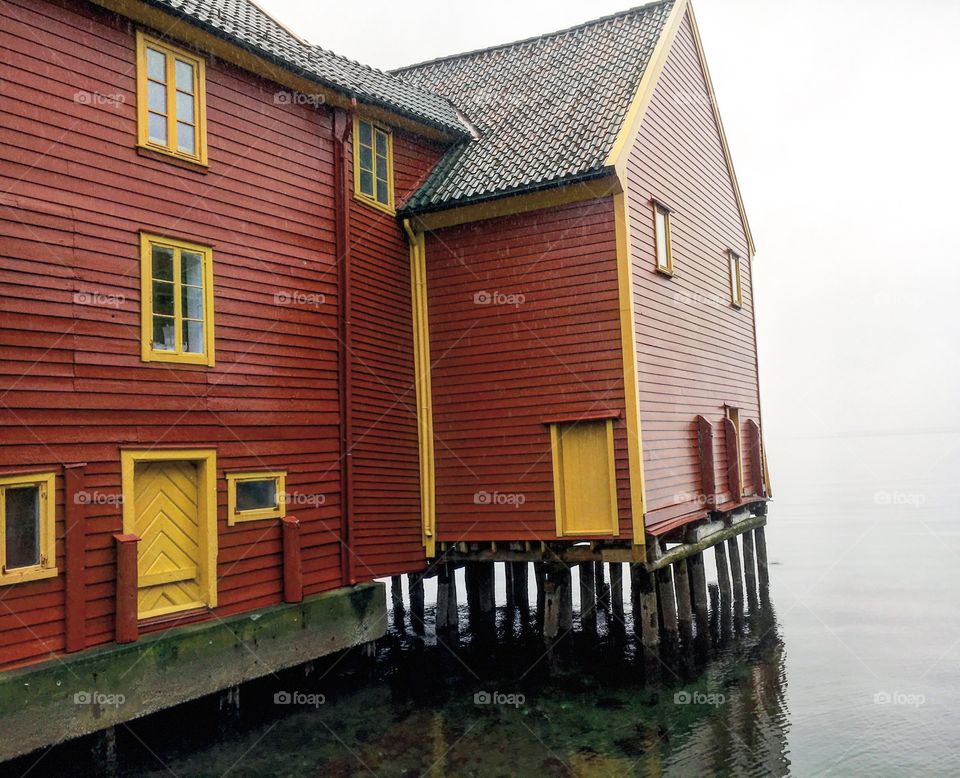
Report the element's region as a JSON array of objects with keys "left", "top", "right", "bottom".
[
  {"left": 729, "top": 250, "right": 743, "bottom": 308},
  {"left": 353, "top": 118, "right": 394, "bottom": 212},
  {"left": 0, "top": 473, "right": 57, "bottom": 585},
  {"left": 653, "top": 202, "right": 673, "bottom": 275},
  {"left": 140, "top": 233, "right": 215, "bottom": 366},
  {"left": 136, "top": 32, "right": 207, "bottom": 165}
]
